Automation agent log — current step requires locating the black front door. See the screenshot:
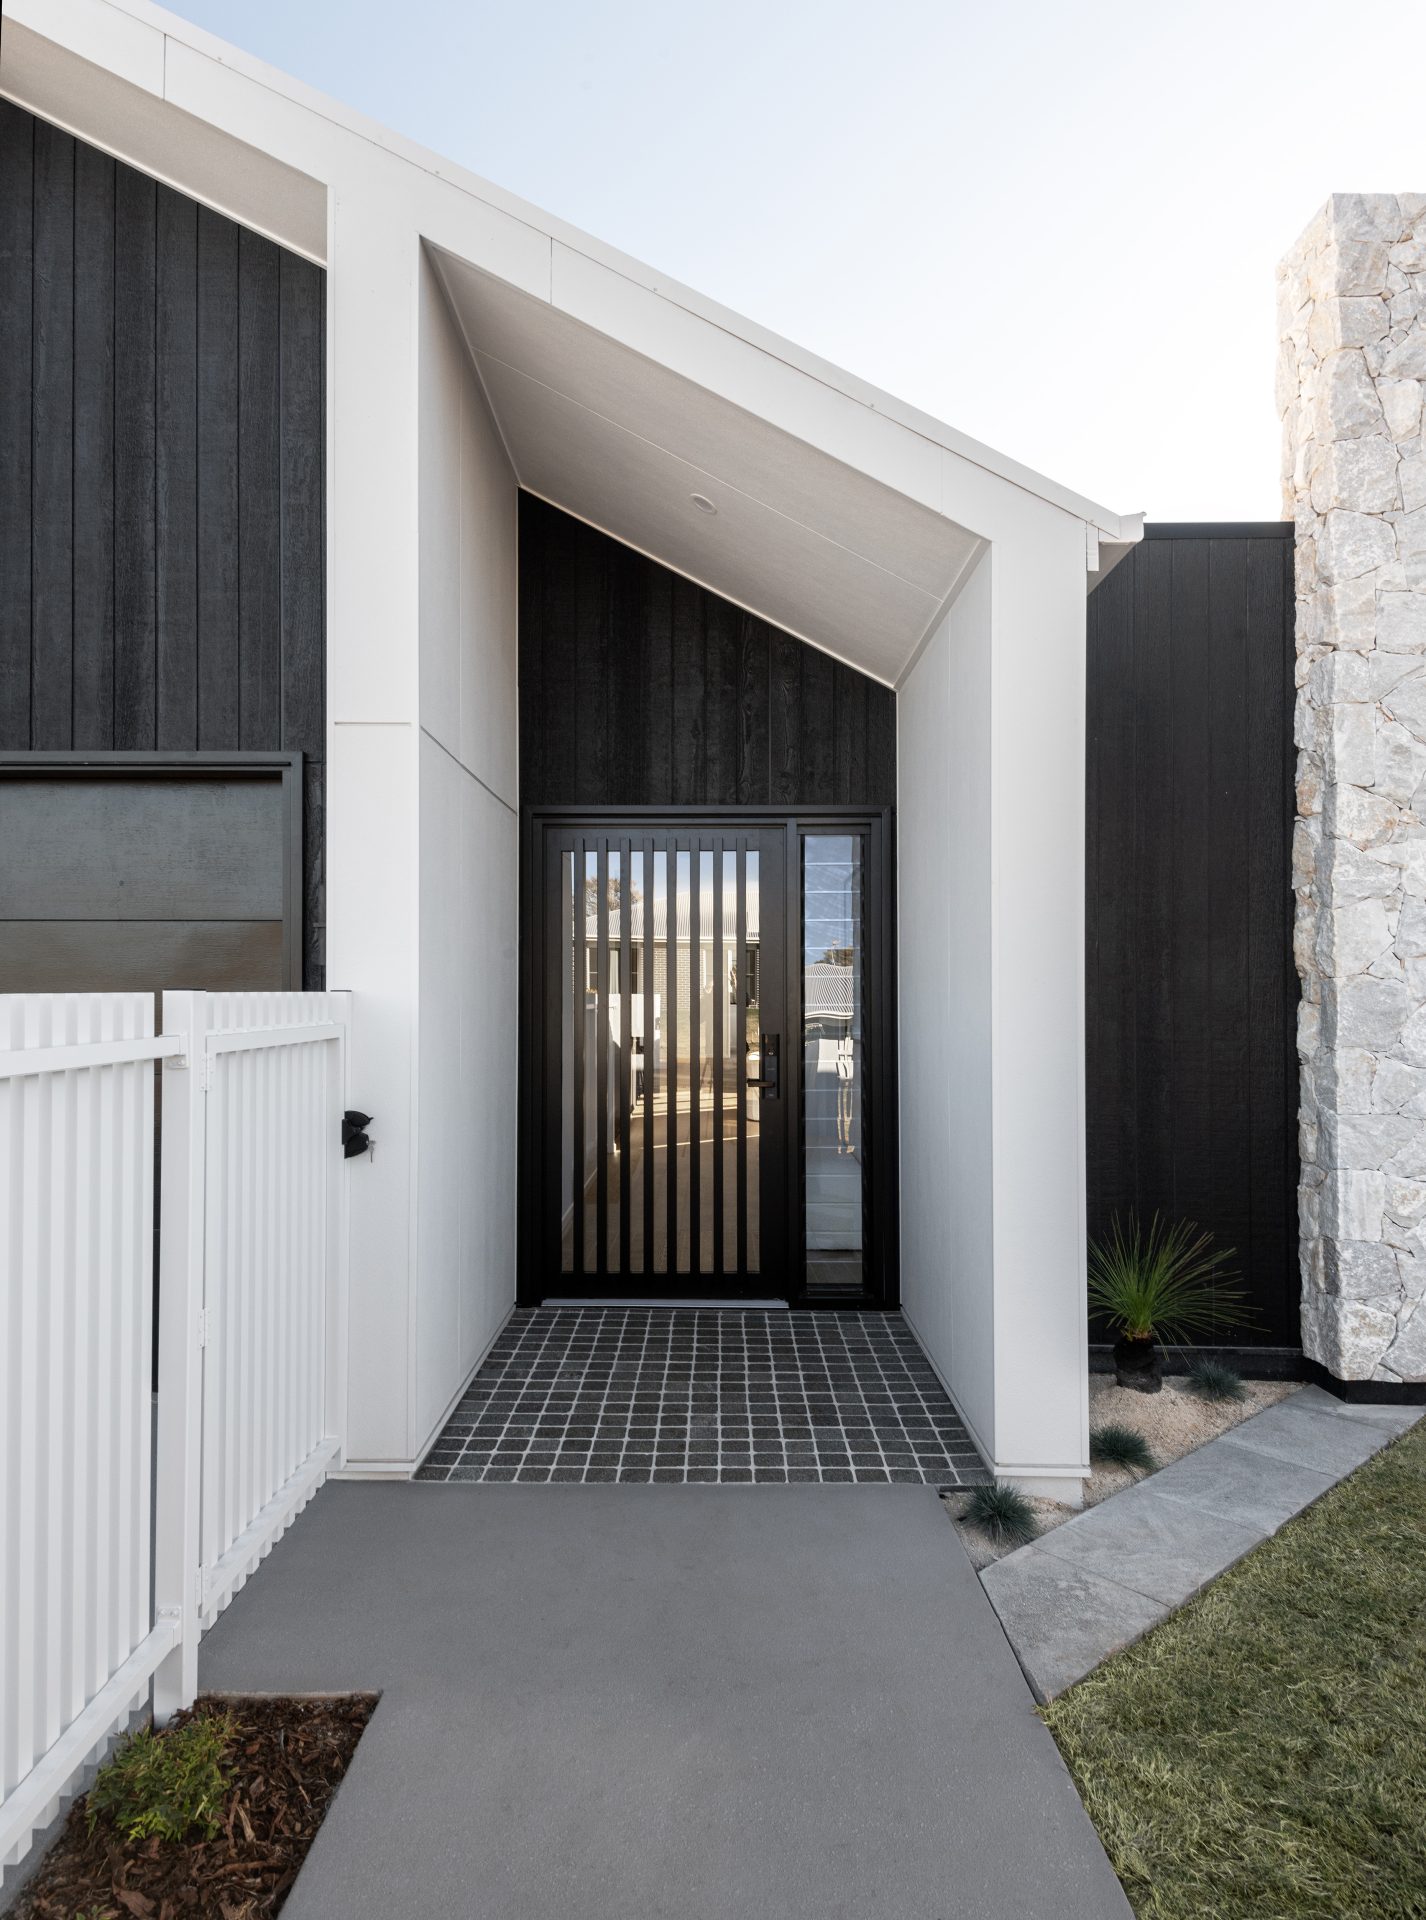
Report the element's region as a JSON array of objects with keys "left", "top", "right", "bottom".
[{"left": 525, "top": 816, "right": 789, "bottom": 1299}]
